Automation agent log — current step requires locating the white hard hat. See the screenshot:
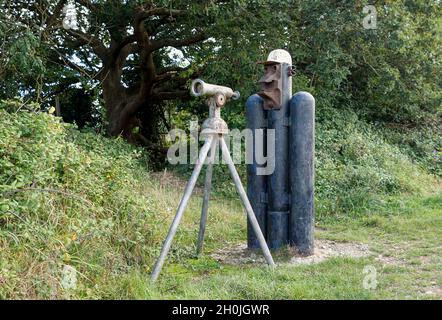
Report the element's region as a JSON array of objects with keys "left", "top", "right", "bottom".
[{"left": 258, "top": 49, "right": 292, "bottom": 65}]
